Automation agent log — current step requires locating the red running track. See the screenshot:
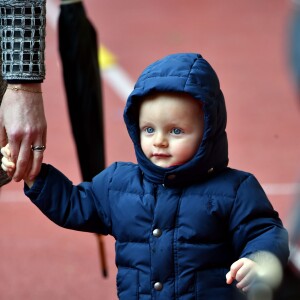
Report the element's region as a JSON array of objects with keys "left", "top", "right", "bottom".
[{"left": 1, "top": 0, "right": 300, "bottom": 299}]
